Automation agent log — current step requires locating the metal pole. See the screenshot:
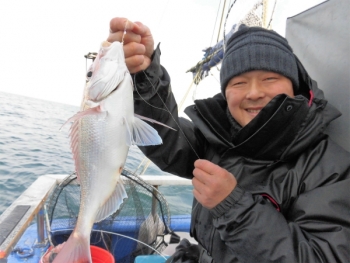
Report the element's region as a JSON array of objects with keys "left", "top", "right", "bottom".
[
  {"left": 217, "top": 0, "right": 227, "bottom": 43},
  {"left": 36, "top": 208, "right": 45, "bottom": 244},
  {"left": 151, "top": 186, "right": 158, "bottom": 223},
  {"left": 43, "top": 204, "right": 54, "bottom": 247}
]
